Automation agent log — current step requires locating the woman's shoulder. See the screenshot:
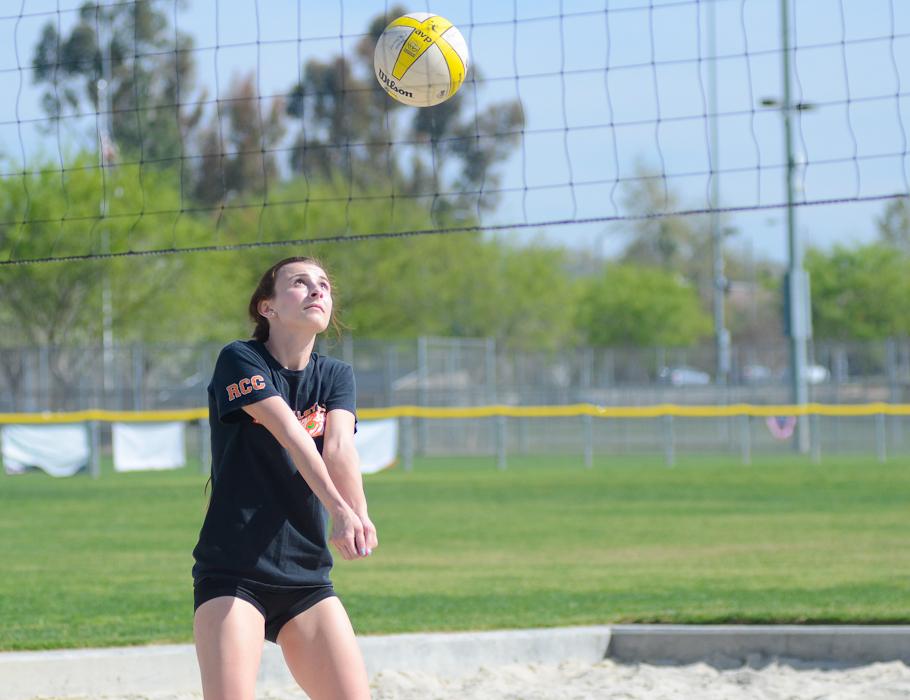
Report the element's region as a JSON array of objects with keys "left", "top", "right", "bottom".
[
  {"left": 217, "top": 339, "right": 269, "bottom": 365},
  {"left": 313, "top": 353, "right": 352, "bottom": 373}
]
